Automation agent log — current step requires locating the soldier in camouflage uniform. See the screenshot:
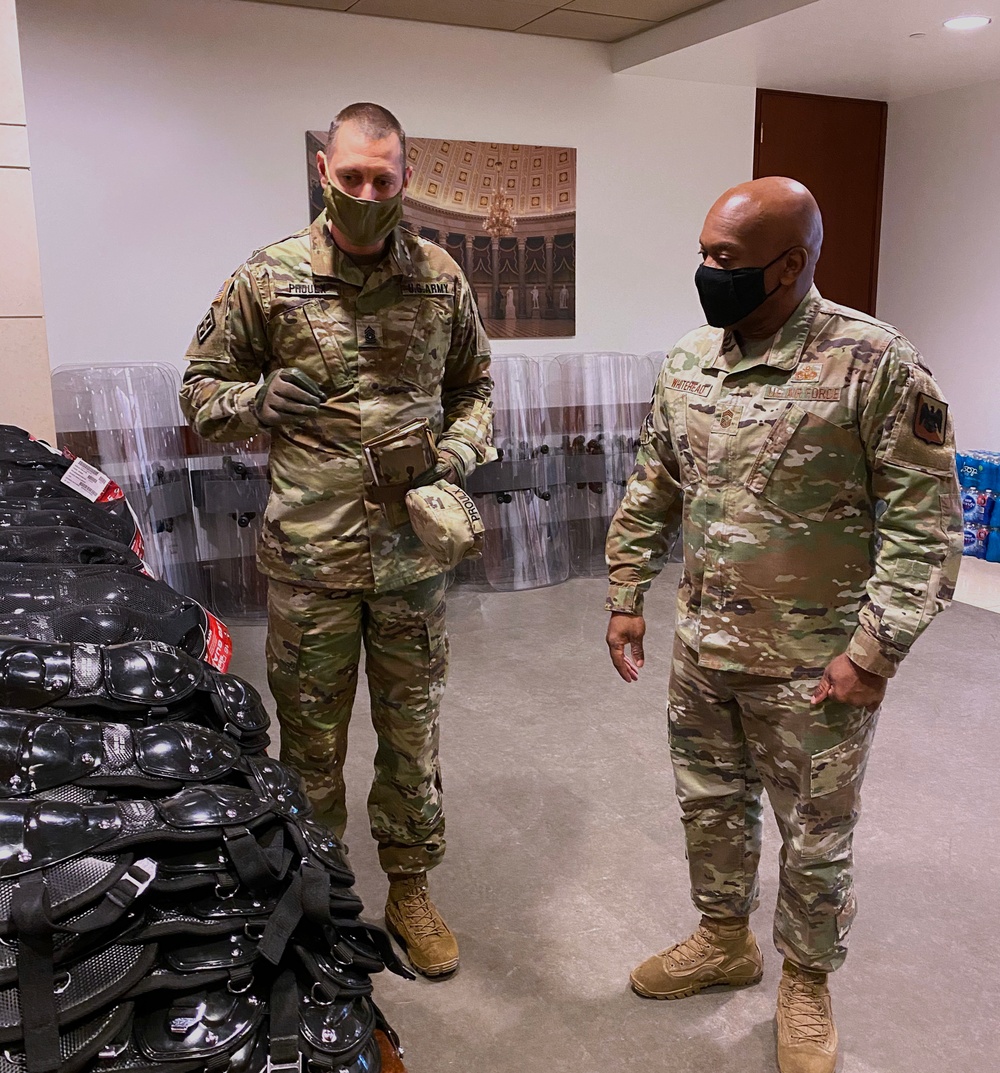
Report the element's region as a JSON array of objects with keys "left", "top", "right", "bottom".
[
  {"left": 180, "top": 103, "right": 494, "bottom": 978},
  {"left": 605, "top": 177, "right": 961, "bottom": 1073}
]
